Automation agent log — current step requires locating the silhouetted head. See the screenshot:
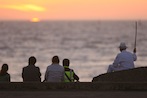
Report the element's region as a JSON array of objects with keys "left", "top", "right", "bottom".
[
  {"left": 52, "top": 56, "right": 60, "bottom": 64},
  {"left": 119, "top": 42, "right": 127, "bottom": 52},
  {"left": 0, "top": 64, "right": 8, "bottom": 75},
  {"left": 29, "top": 56, "right": 36, "bottom": 65},
  {"left": 63, "top": 59, "right": 70, "bottom": 67}
]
